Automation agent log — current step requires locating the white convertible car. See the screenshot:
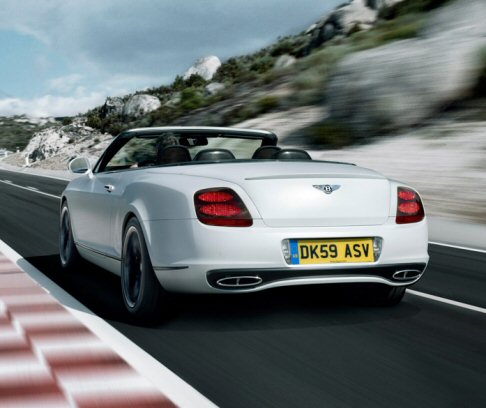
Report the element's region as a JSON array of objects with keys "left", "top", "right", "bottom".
[{"left": 60, "top": 126, "right": 428, "bottom": 319}]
